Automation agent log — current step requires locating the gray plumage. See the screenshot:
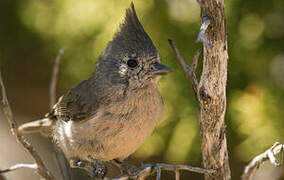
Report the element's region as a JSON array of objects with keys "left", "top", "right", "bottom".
[{"left": 18, "top": 2, "right": 172, "bottom": 174}]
